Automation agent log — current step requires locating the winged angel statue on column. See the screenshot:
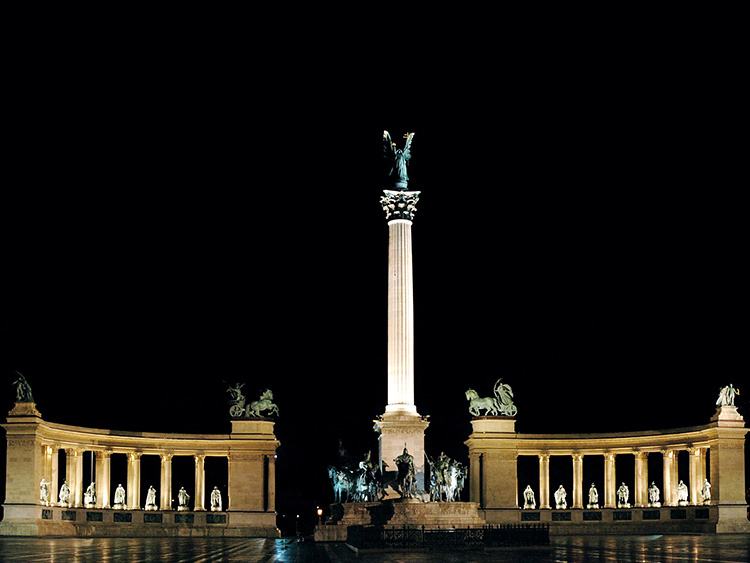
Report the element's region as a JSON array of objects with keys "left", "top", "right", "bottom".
[{"left": 383, "top": 130, "right": 415, "bottom": 190}]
